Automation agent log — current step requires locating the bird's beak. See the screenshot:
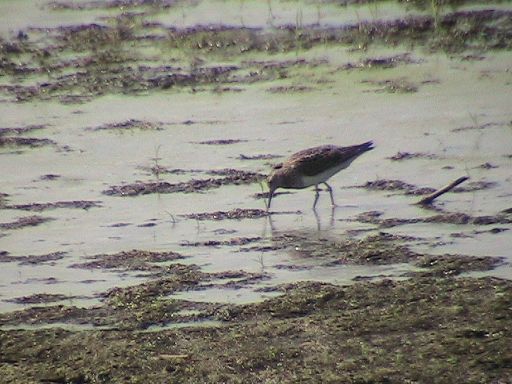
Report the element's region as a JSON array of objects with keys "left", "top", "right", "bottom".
[{"left": 266, "top": 188, "right": 274, "bottom": 211}]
